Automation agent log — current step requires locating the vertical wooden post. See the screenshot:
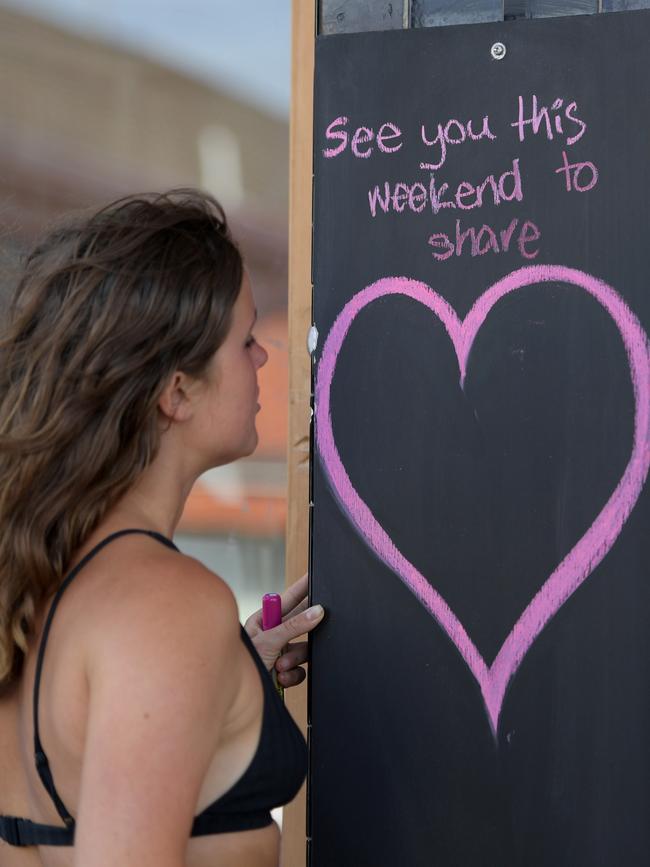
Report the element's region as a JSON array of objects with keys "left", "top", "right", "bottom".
[{"left": 282, "top": 2, "right": 315, "bottom": 866}]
